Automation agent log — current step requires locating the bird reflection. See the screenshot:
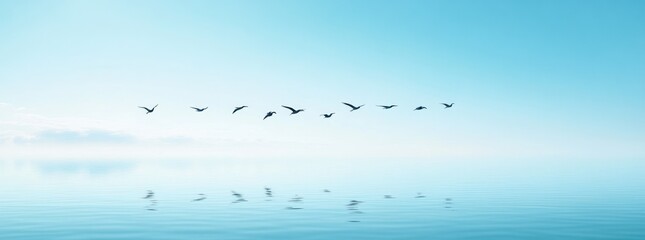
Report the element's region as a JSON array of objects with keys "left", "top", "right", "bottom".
[
  {"left": 192, "top": 193, "right": 207, "bottom": 202},
  {"left": 142, "top": 190, "right": 157, "bottom": 211},
  {"left": 289, "top": 195, "right": 303, "bottom": 202},
  {"left": 231, "top": 191, "right": 246, "bottom": 203},
  {"left": 142, "top": 190, "right": 154, "bottom": 199},
  {"left": 444, "top": 198, "right": 453, "bottom": 209}
]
